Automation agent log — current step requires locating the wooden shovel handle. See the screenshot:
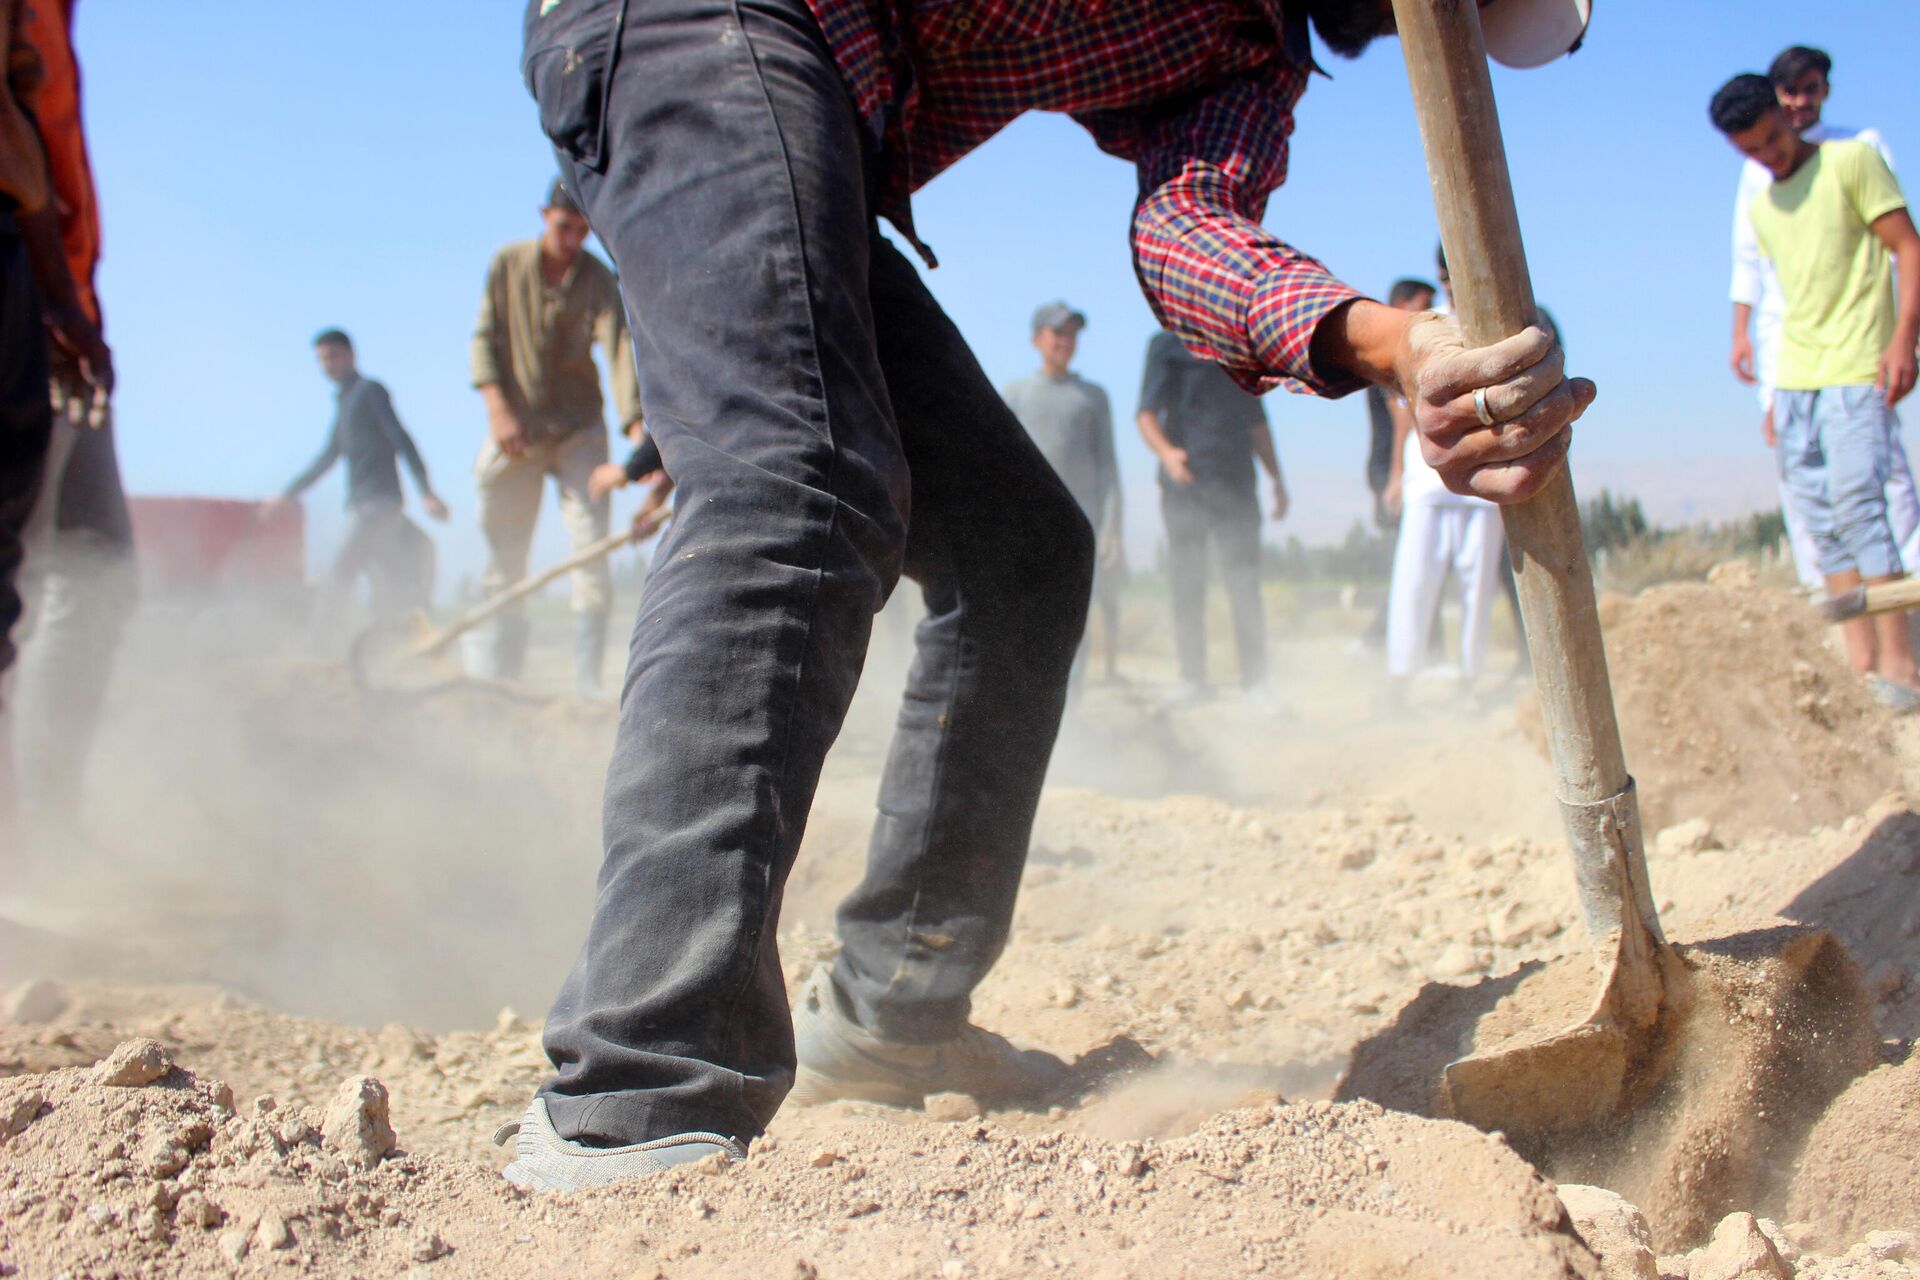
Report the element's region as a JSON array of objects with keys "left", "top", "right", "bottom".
[{"left": 1390, "top": 0, "right": 1629, "bottom": 807}]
